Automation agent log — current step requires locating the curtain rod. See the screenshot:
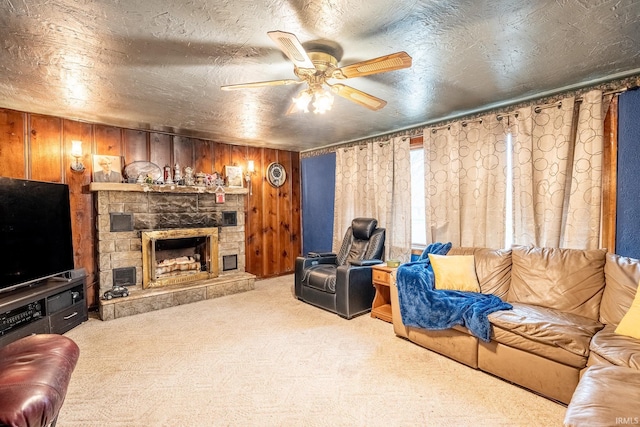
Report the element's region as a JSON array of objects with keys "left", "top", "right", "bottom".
[
  {"left": 534, "top": 101, "right": 562, "bottom": 113},
  {"left": 461, "top": 118, "right": 483, "bottom": 127},
  {"left": 603, "top": 87, "right": 628, "bottom": 96},
  {"left": 430, "top": 124, "right": 450, "bottom": 134},
  {"left": 496, "top": 112, "right": 519, "bottom": 121}
]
